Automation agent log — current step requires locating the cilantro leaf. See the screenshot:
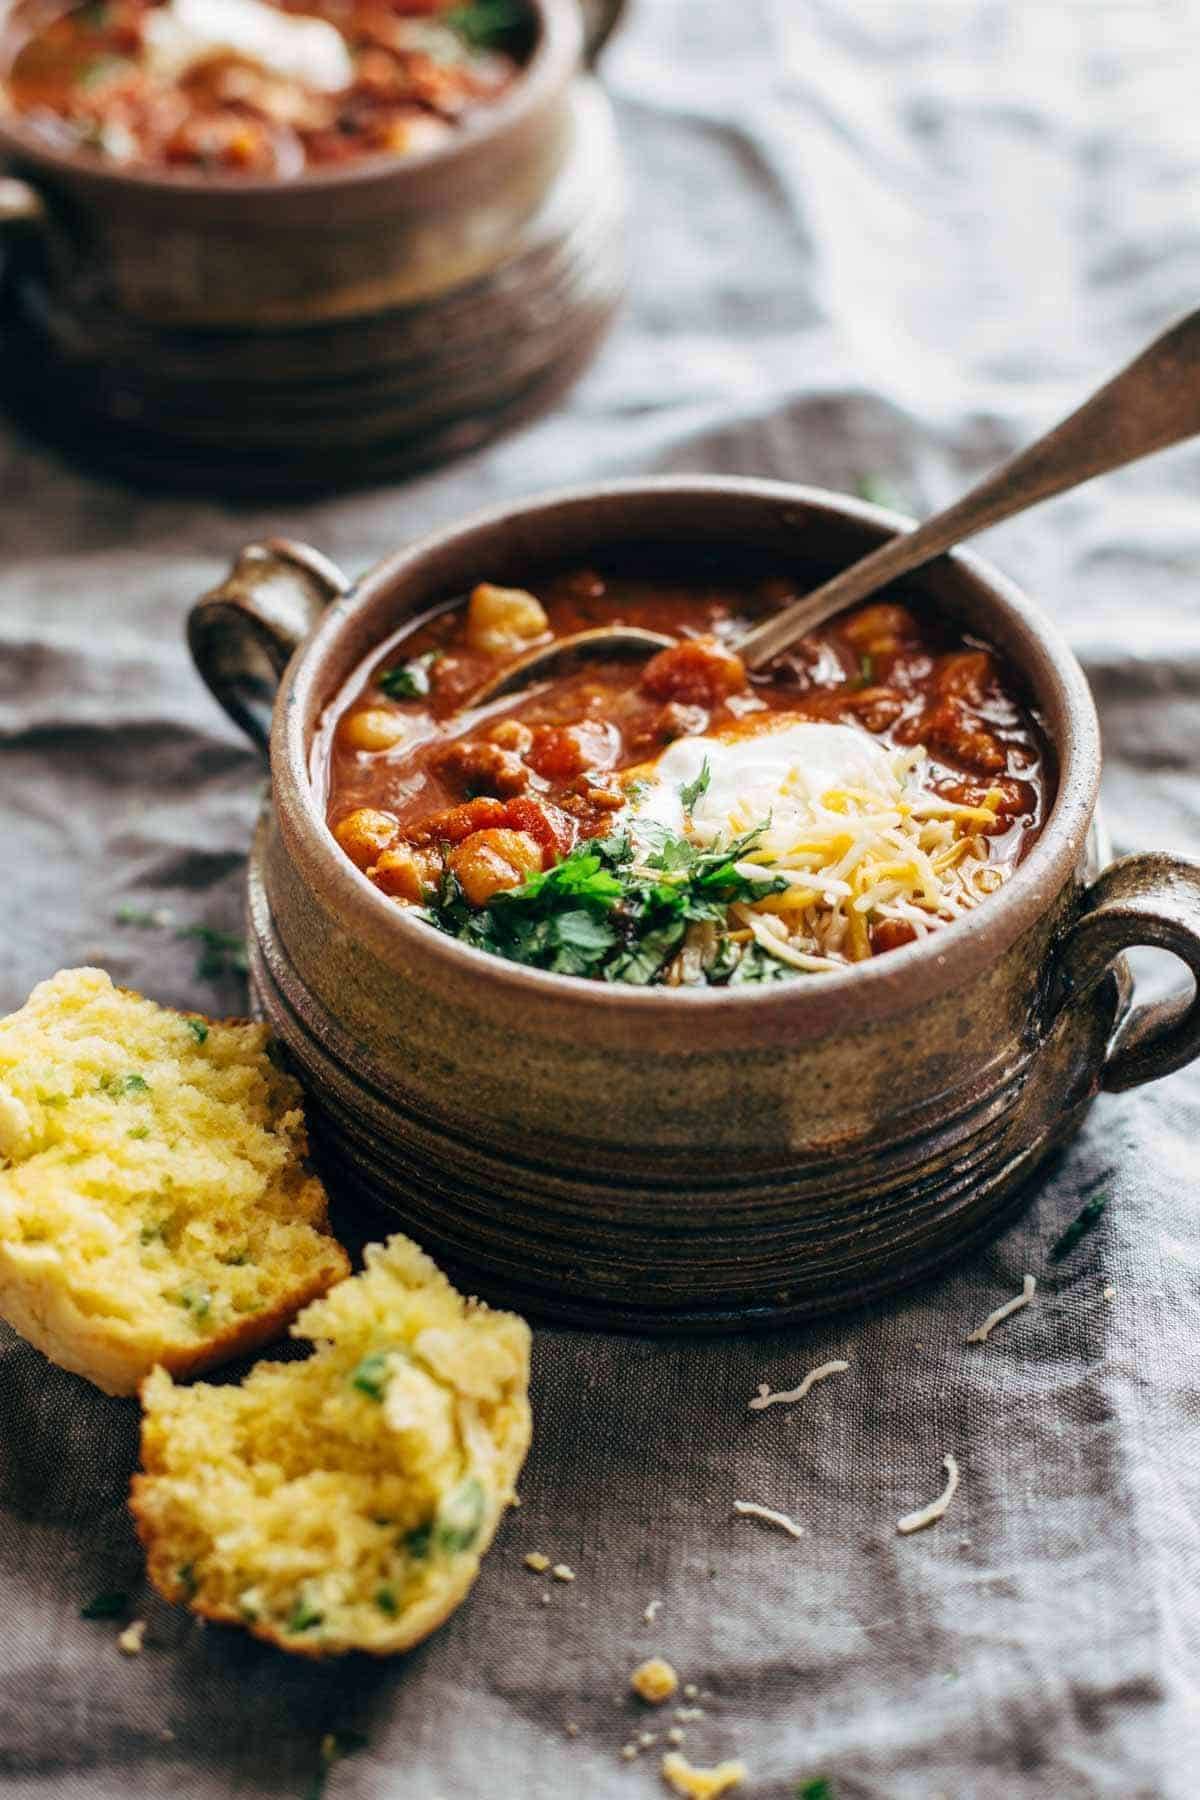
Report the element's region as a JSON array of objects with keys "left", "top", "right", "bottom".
[
  {"left": 378, "top": 652, "right": 439, "bottom": 700},
  {"left": 1050, "top": 1193, "right": 1108, "bottom": 1262},
  {"left": 679, "top": 758, "right": 711, "bottom": 812},
  {"left": 81, "top": 1590, "right": 129, "bottom": 1620}
]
